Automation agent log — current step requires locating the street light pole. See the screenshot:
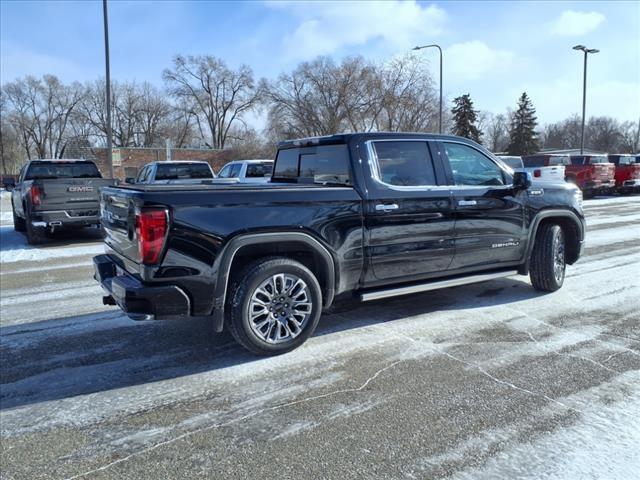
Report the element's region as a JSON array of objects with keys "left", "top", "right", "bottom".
[
  {"left": 103, "top": 0, "right": 114, "bottom": 177},
  {"left": 572, "top": 45, "right": 599, "bottom": 155},
  {"left": 413, "top": 44, "right": 443, "bottom": 134}
]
